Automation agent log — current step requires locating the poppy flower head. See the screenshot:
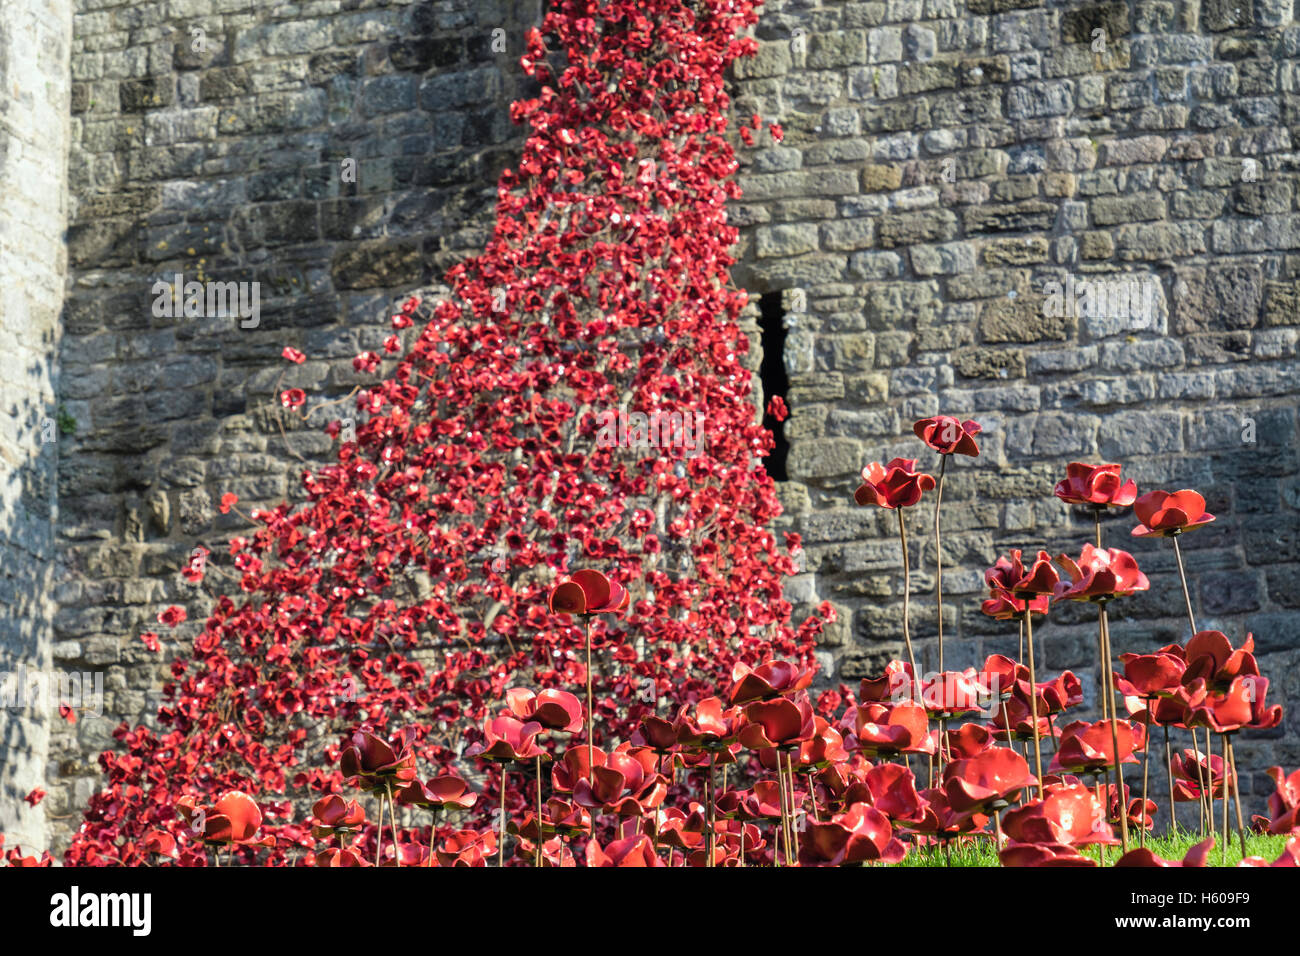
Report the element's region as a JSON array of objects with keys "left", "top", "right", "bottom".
[
  {"left": 505, "top": 687, "right": 584, "bottom": 733},
  {"left": 1053, "top": 462, "right": 1137, "bottom": 508},
  {"left": 547, "top": 569, "right": 630, "bottom": 616},
  {"left": 913, "top": 416, "right": 982, "bottom": 457},
  {"left": 854, "top": 458, "right": 935, "bottom": 509},
  {"left": 1053, "top": 544, "right": 1149, "bottom": 602},
  {"left": 1131, "top": 489, "right": 1215, "bottom": 538}
]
